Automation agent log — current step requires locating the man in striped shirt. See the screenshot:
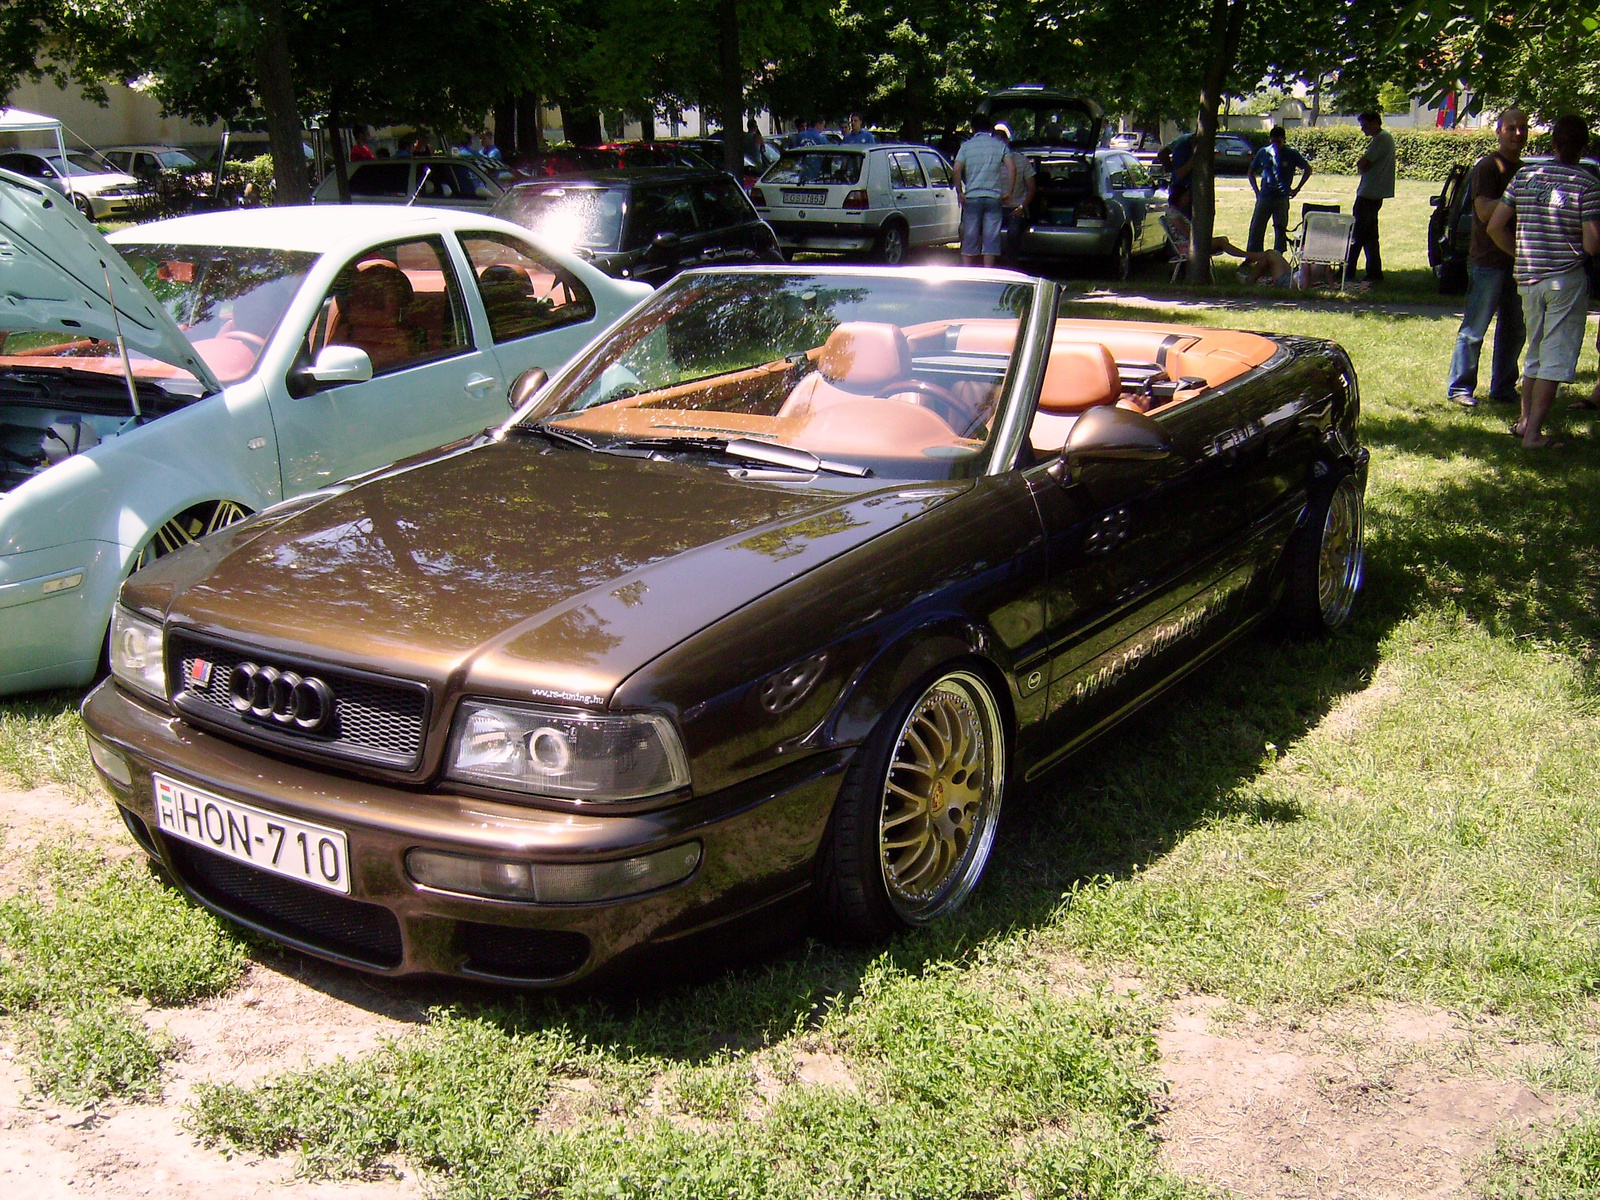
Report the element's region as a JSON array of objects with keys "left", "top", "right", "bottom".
[{"left": 1488, "top": 114, "right": 1600, "bottom": 449}]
